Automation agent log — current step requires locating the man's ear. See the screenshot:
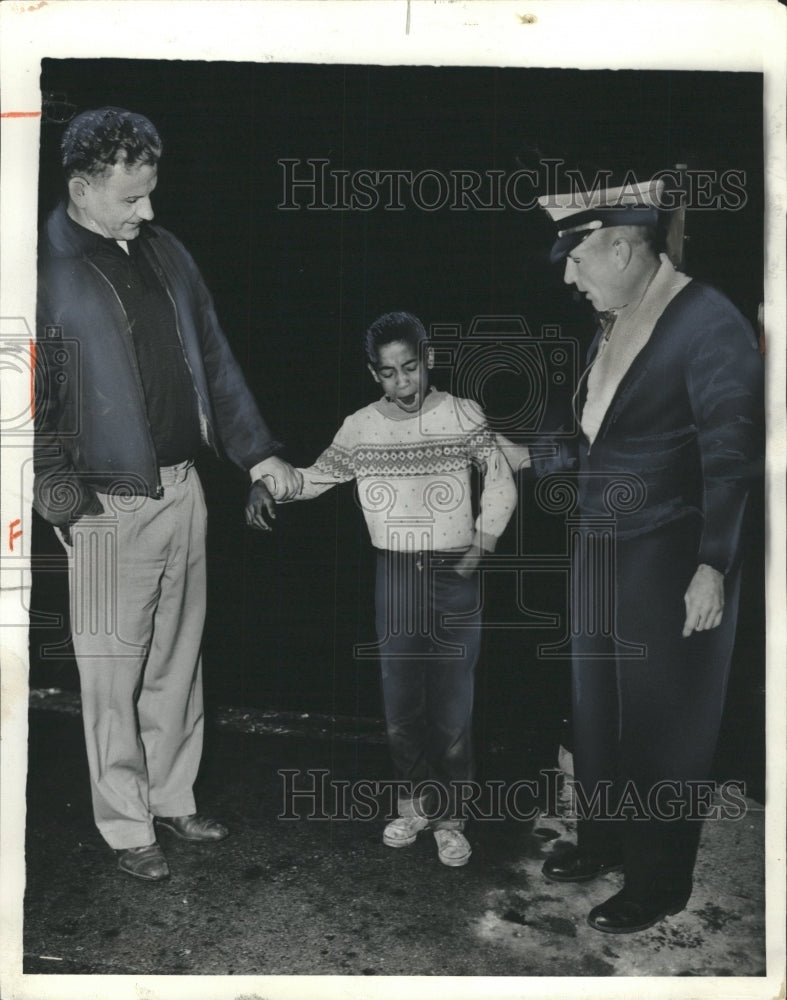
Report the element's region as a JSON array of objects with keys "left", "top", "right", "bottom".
[
  {"left": 426, "top": 346, "right": 434, "bottom": 370},
  {"left": 67, "top": 176, "right": 89, "bottom": 206},
  {"left": 611, "top": 237, "right": 633, "bottom": 270},
  {"left": 367, "top": 362, "right": 381, "bottom": 384}
]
